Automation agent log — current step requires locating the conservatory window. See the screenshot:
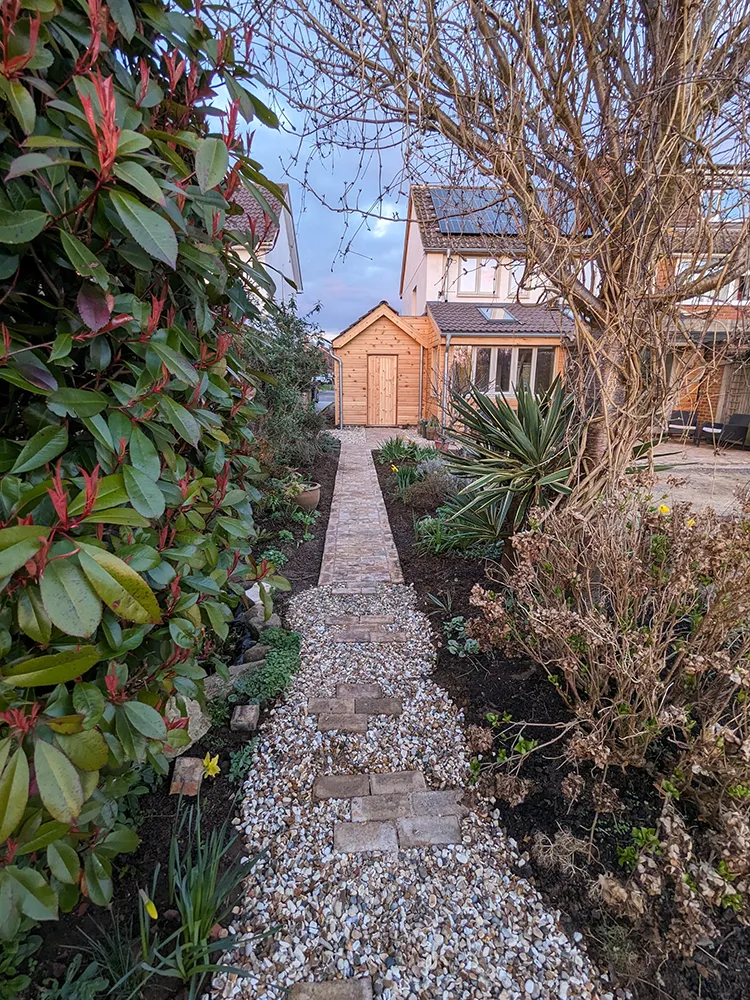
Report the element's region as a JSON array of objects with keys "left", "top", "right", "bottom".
[{"left": 470, "top": 346, "right": 555, "bottom": 395}]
